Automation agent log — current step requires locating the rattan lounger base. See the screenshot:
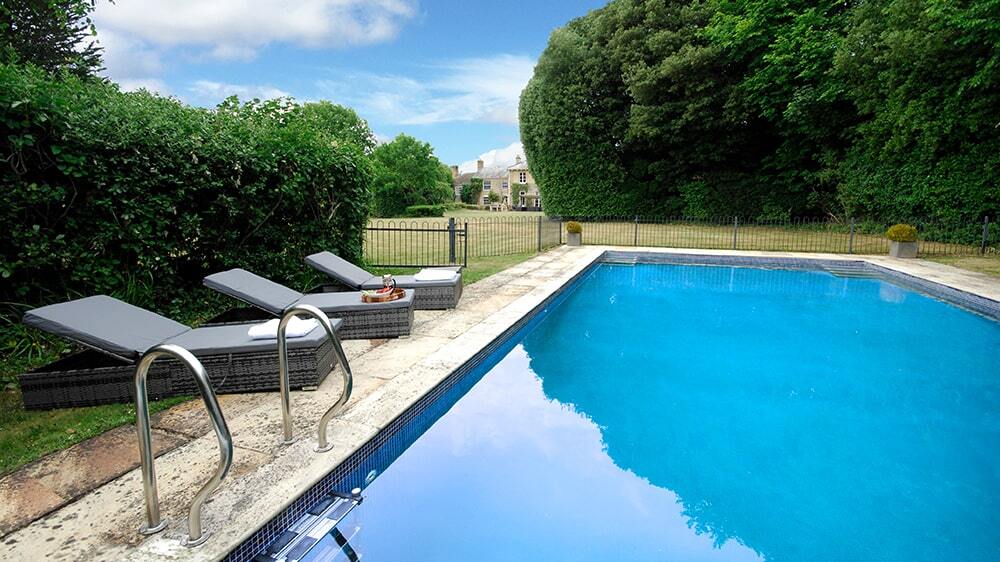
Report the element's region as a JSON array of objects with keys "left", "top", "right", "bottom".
[
  {"left": 411, "top": 283, "right": 462, "bottom": 310},
  {"left": 17, "top": 339, "right": 336, "bottom": 410}
]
